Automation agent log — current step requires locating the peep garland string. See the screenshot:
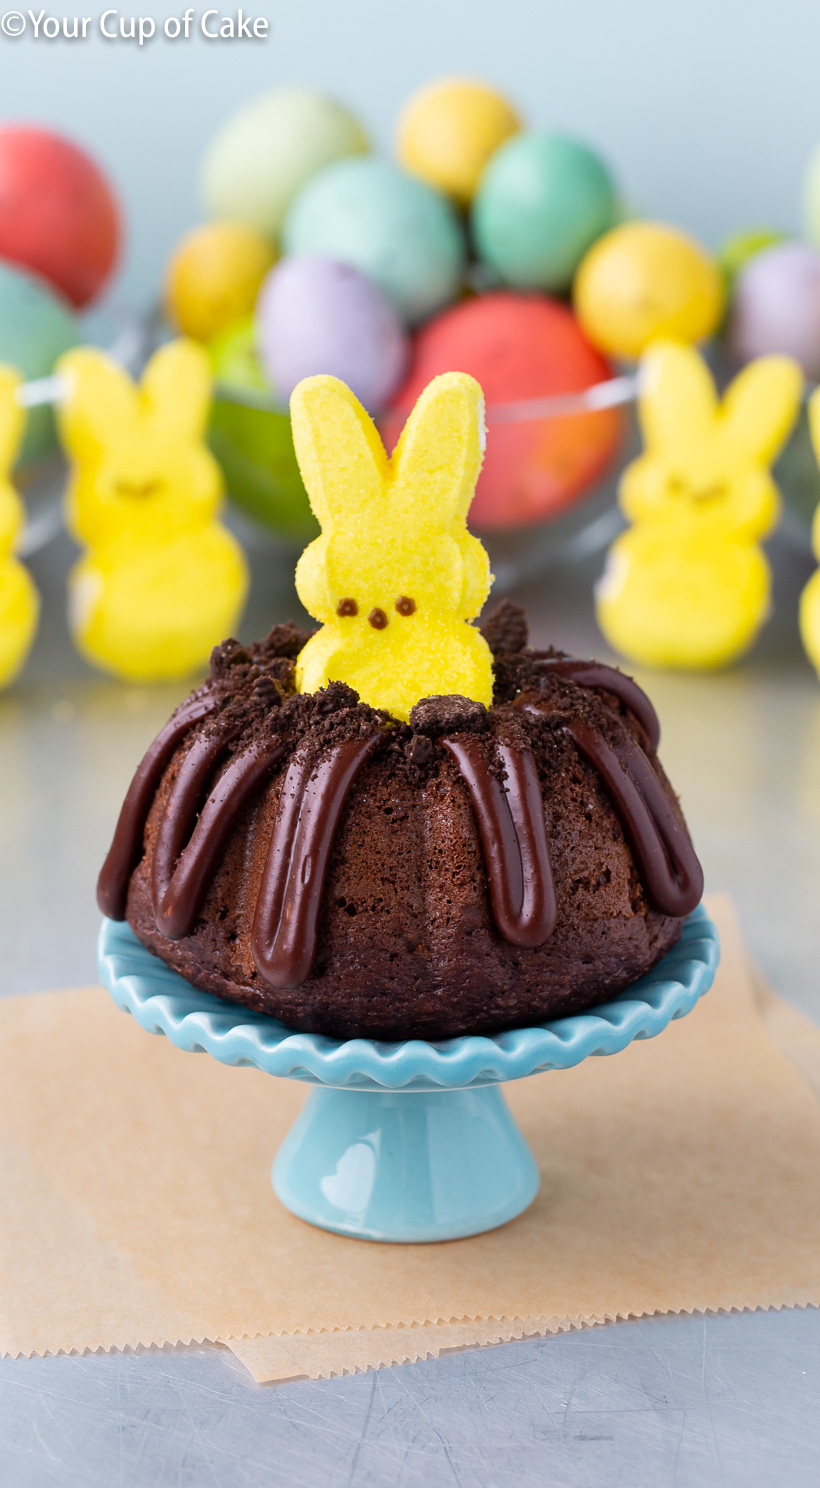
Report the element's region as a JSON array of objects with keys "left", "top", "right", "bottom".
[
  {"left": 596, "top": 340, "right": 803, "bottom": 669},
  {"left": 1, "top": 344, "right": 820, "bottom": 690}
]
